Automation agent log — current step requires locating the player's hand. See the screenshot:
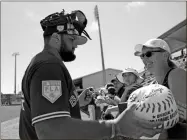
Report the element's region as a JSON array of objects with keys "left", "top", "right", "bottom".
[
  {"left": 78, "top": 87, "right": 94, "bottom": 107},
  {"left": 114, "top": 103, "right": 164, "bottom": 138}
]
